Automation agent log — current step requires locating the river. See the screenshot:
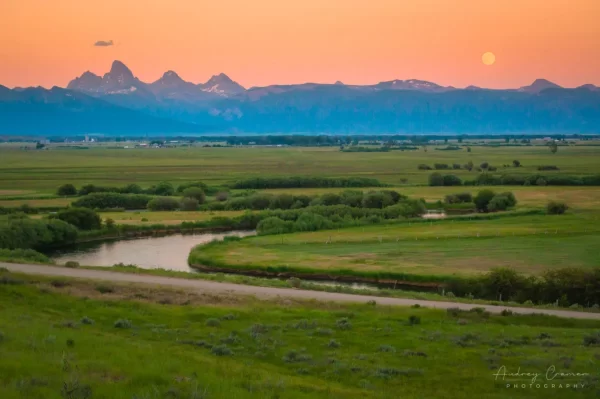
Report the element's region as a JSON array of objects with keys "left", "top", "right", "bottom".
[{"left": 50, "top": 230, "right": 255, "bottom": 272}]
